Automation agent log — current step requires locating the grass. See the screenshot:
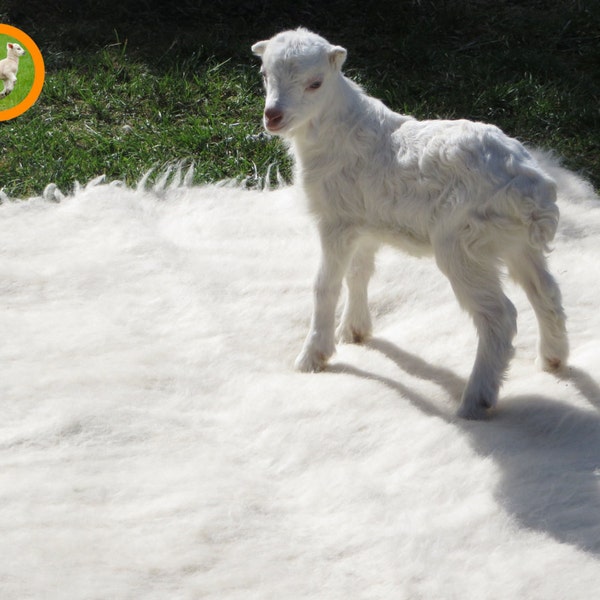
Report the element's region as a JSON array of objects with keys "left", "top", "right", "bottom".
[
  {"left": 0, "top": 34, "right": 36, "bottom": 111},
  {"left": 0, "top": 1, "right": 598, "bottom": 198},
  {"left": 0, "top": 45, "right": 289, "bottom": 196},
  {"left": 4, "top": 46, "right": 284, "bottom": 194}
]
